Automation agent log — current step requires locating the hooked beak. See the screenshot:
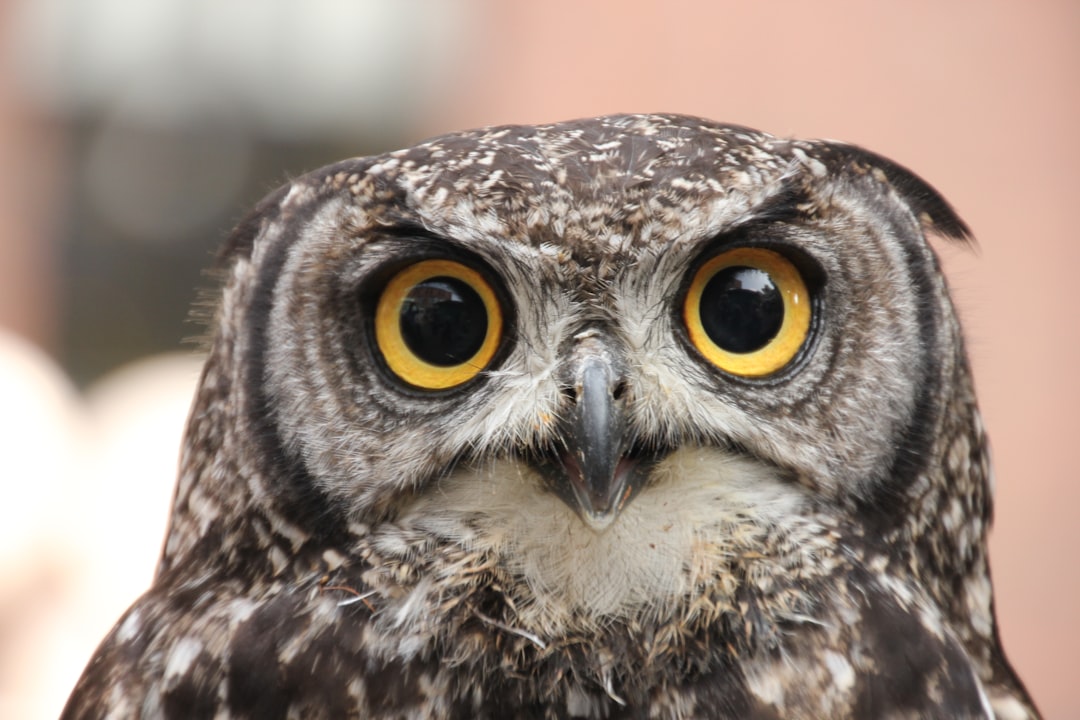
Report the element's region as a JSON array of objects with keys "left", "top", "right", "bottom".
[{"left": 539, "top": 352, "right": 652, "bottom": 531}]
